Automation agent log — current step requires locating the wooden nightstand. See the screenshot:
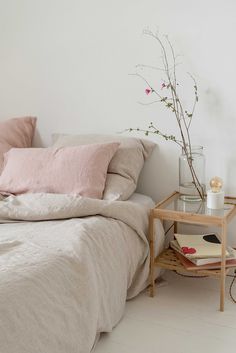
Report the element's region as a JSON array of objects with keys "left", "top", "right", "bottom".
[{"left": 149, "top": 191, "right": 236, "bottom": 312}]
